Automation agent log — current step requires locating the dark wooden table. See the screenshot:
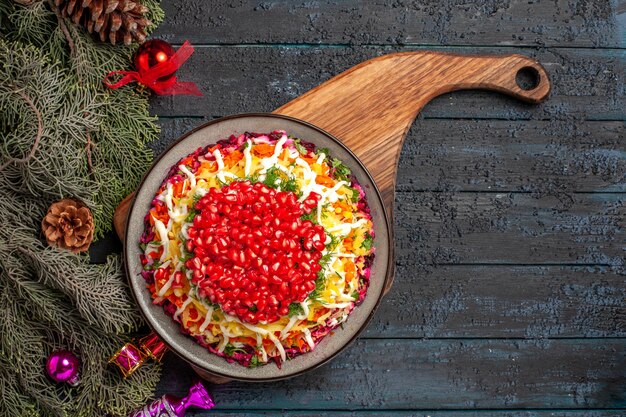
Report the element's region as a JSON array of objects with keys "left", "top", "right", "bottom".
[{"left": 93, "top": 1, "right": 626, "bottom": 415}]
